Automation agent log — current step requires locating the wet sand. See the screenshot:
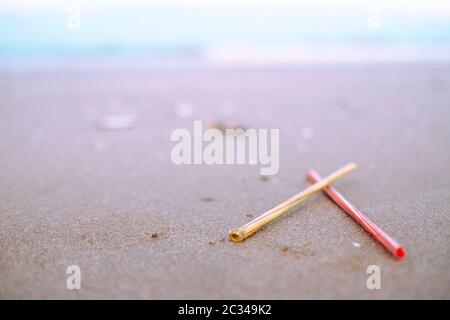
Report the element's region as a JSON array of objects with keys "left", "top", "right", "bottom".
[{"left": 0, "top": 63, "right": 449, "bottom": 299}]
